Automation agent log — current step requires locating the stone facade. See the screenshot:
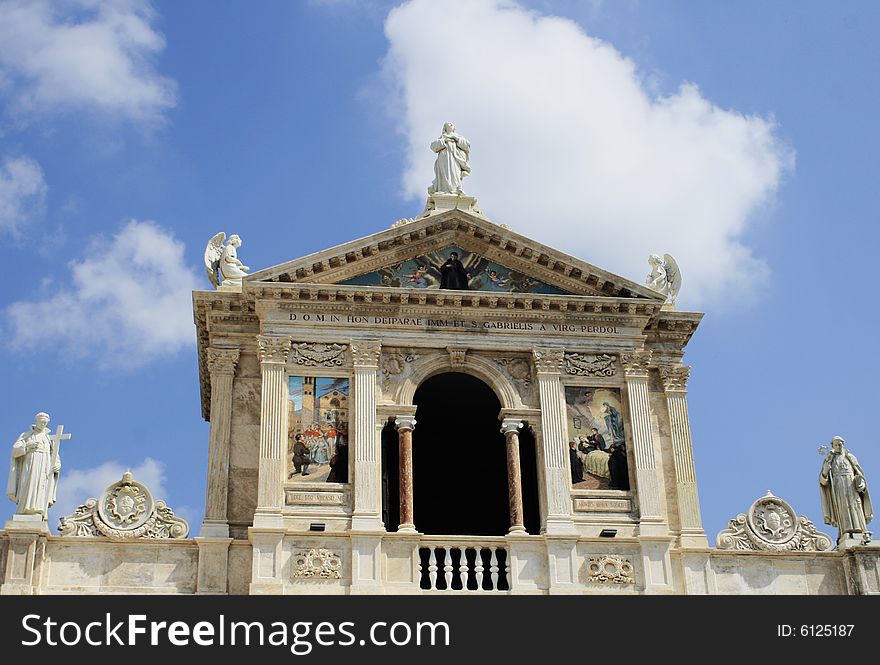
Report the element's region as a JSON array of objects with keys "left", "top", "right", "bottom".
[{"left": 2, "top": 209, "right": 876, "bottom": 594}]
